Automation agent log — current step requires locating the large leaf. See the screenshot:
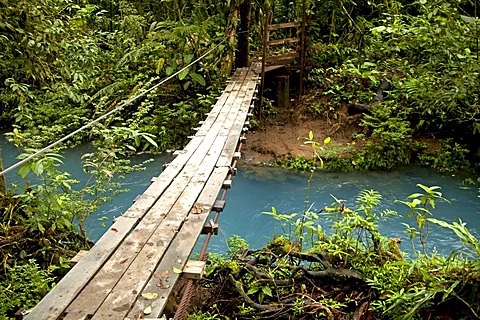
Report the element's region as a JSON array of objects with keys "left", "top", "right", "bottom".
[
  {"left": 178, "top": 67, "right": 189, "bottom": 80},
  {"left": 189, "top": 72, "right": 206, "bottom": 86}
]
